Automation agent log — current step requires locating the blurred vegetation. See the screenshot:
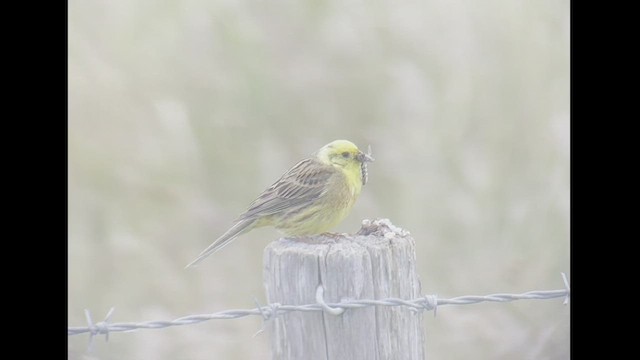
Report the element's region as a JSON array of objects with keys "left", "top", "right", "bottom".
[{"left": 69, "top": 0, "right": 569, "bottom": 359}]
